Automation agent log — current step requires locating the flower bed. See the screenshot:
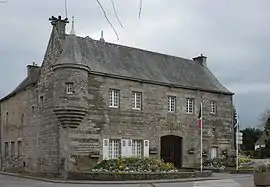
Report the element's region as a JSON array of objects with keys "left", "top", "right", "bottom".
[
  {"left": 66, "top": 157, "right": 212, "bottom": 181},
  {"left": 92, "top": 157, "right": 177, "bottom": 173}
]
